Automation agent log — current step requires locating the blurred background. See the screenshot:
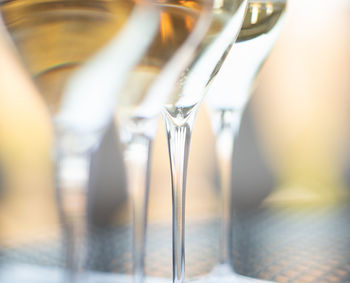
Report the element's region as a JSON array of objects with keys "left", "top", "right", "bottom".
[{"left": 0, "top": 0, "right": 350, "bottom": 281}]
